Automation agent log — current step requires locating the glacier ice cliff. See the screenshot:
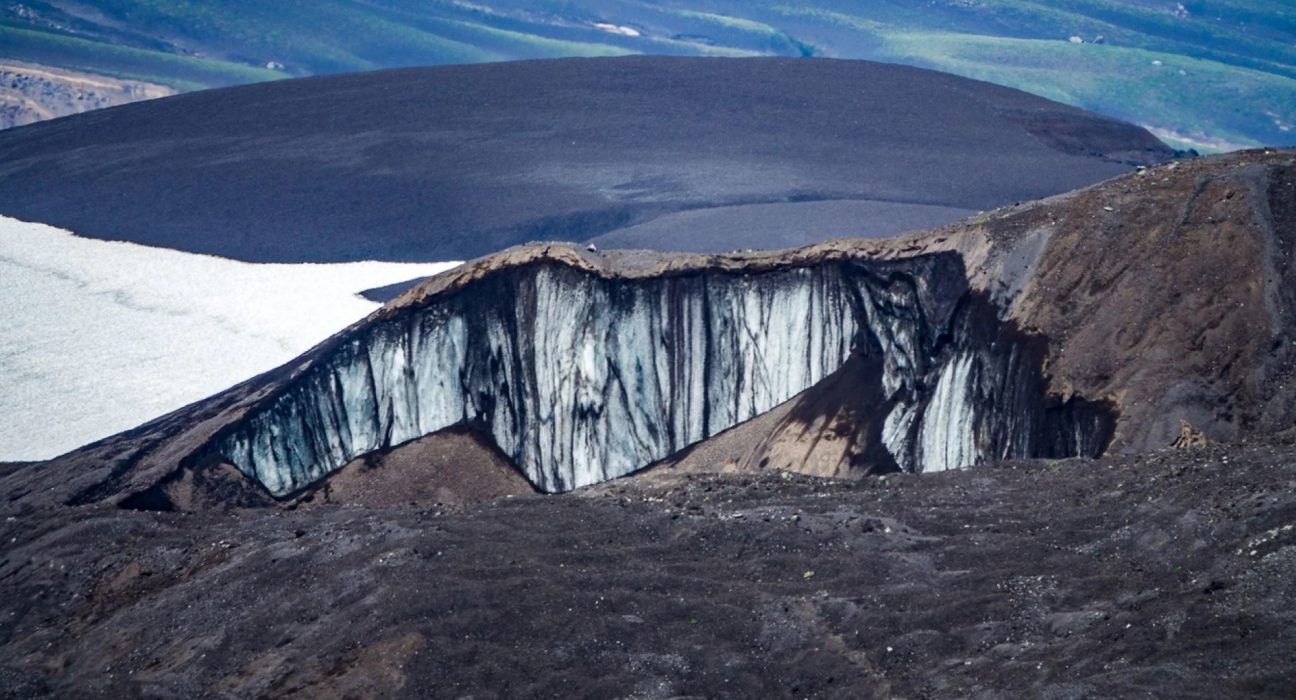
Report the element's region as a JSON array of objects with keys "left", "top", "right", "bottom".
[{"left": 209, "top": 253, "right": 1113, "bottom": 496}]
